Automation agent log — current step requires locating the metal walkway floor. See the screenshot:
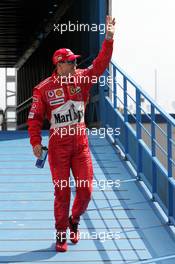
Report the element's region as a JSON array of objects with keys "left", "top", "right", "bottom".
[{"left": 0, "top": 131, "right": 175, "bottom": 264}]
